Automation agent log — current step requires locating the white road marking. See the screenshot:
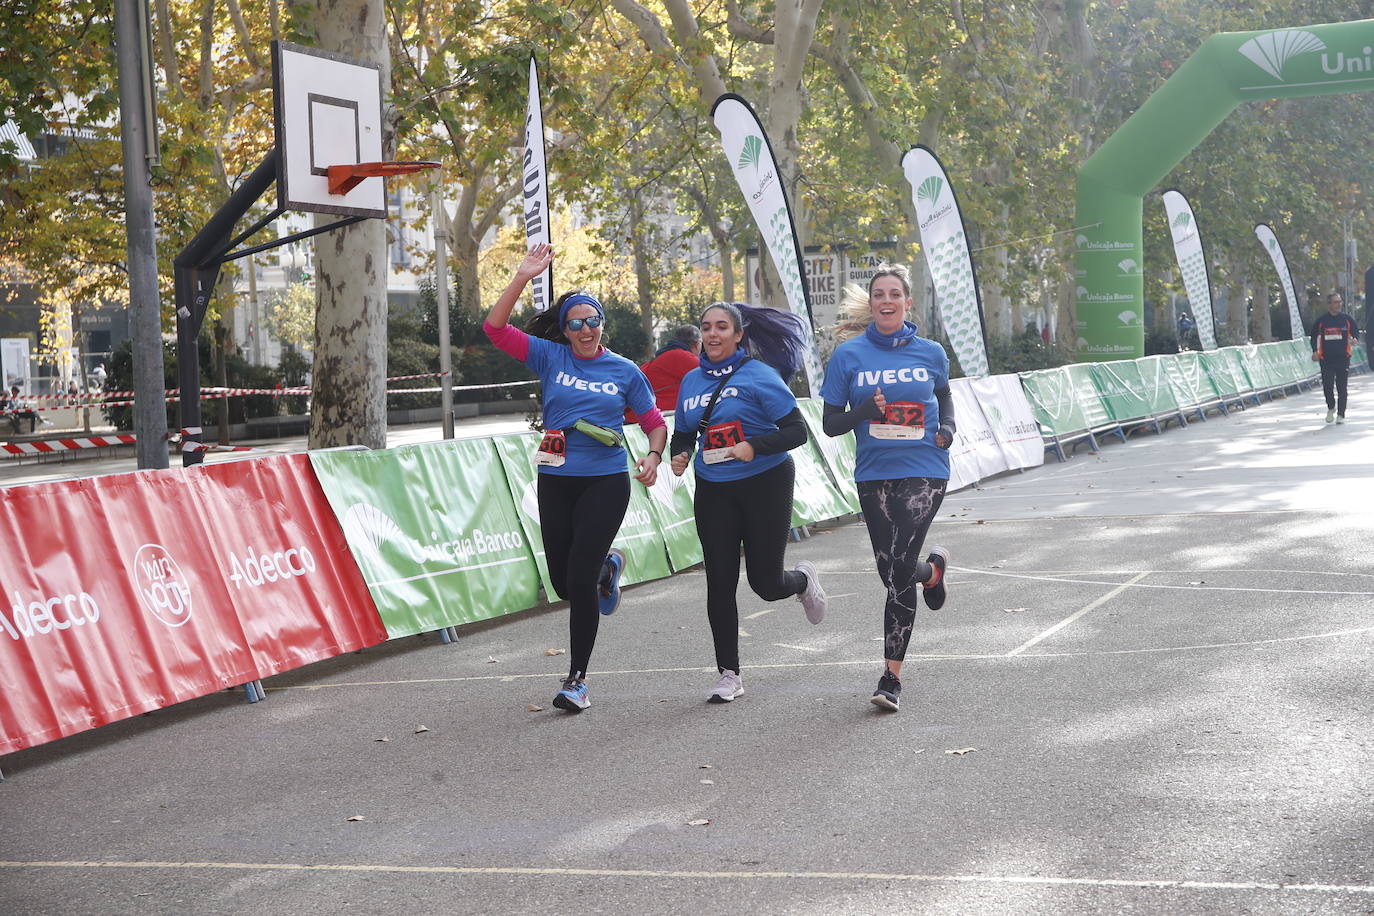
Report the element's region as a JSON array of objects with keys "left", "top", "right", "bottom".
[
  {"left": 1006, "top": 572, "right": 1150, "bottom": 657},
  {"left": 958, "top": 566, "right": 1374, "bottom": 597},
  {"left": 773, "top": 643, "right": 823, "bottom": 653},
  {"left": 1, "top": 860, "right": 1371, "bottom": 896},
  {"left": 261, "top": 627, "right": 1374, "bottom": 693},
  {"left": 743, "top": 609, "right": 775, "bottom": 620}
]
